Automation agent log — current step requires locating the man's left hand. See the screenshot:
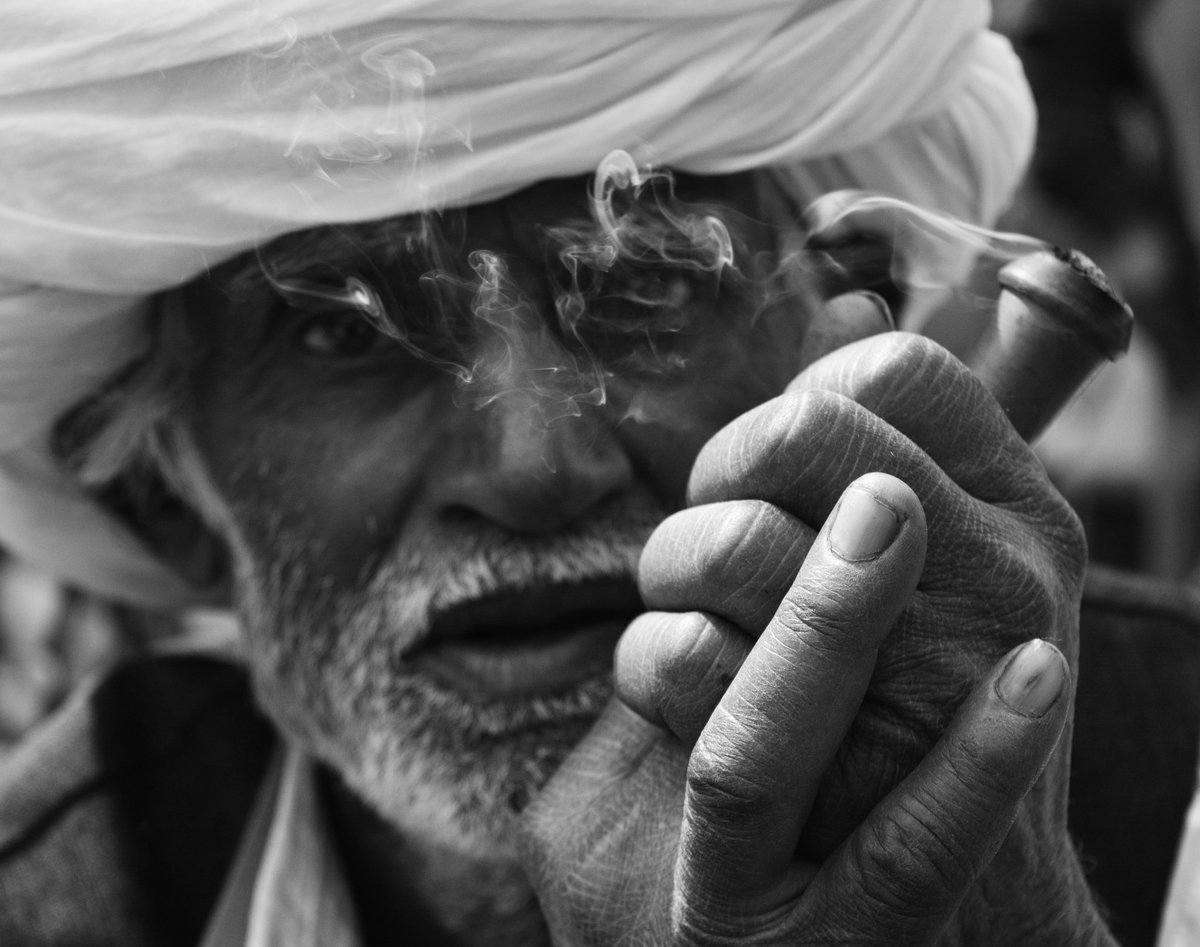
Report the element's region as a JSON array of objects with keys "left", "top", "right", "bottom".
[{"left": 521, "top": 331, "right": 1109, "bottom": 945}]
